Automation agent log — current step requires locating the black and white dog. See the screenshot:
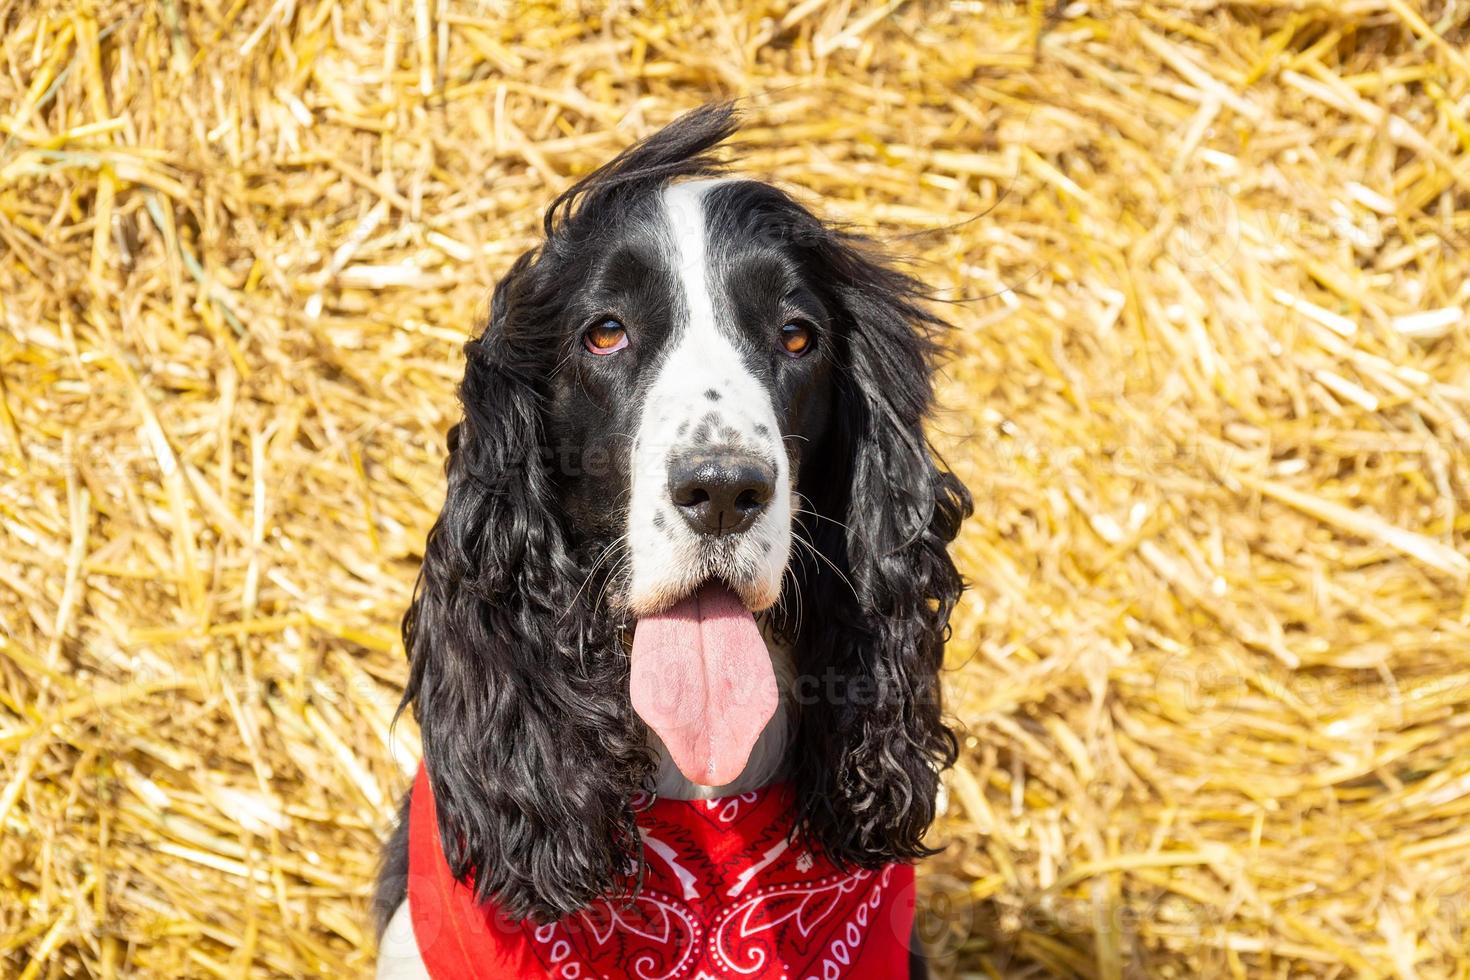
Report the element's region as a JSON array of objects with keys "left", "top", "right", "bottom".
[{"left": 375, "top": 103, "right": 970, "bottom": 977}]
